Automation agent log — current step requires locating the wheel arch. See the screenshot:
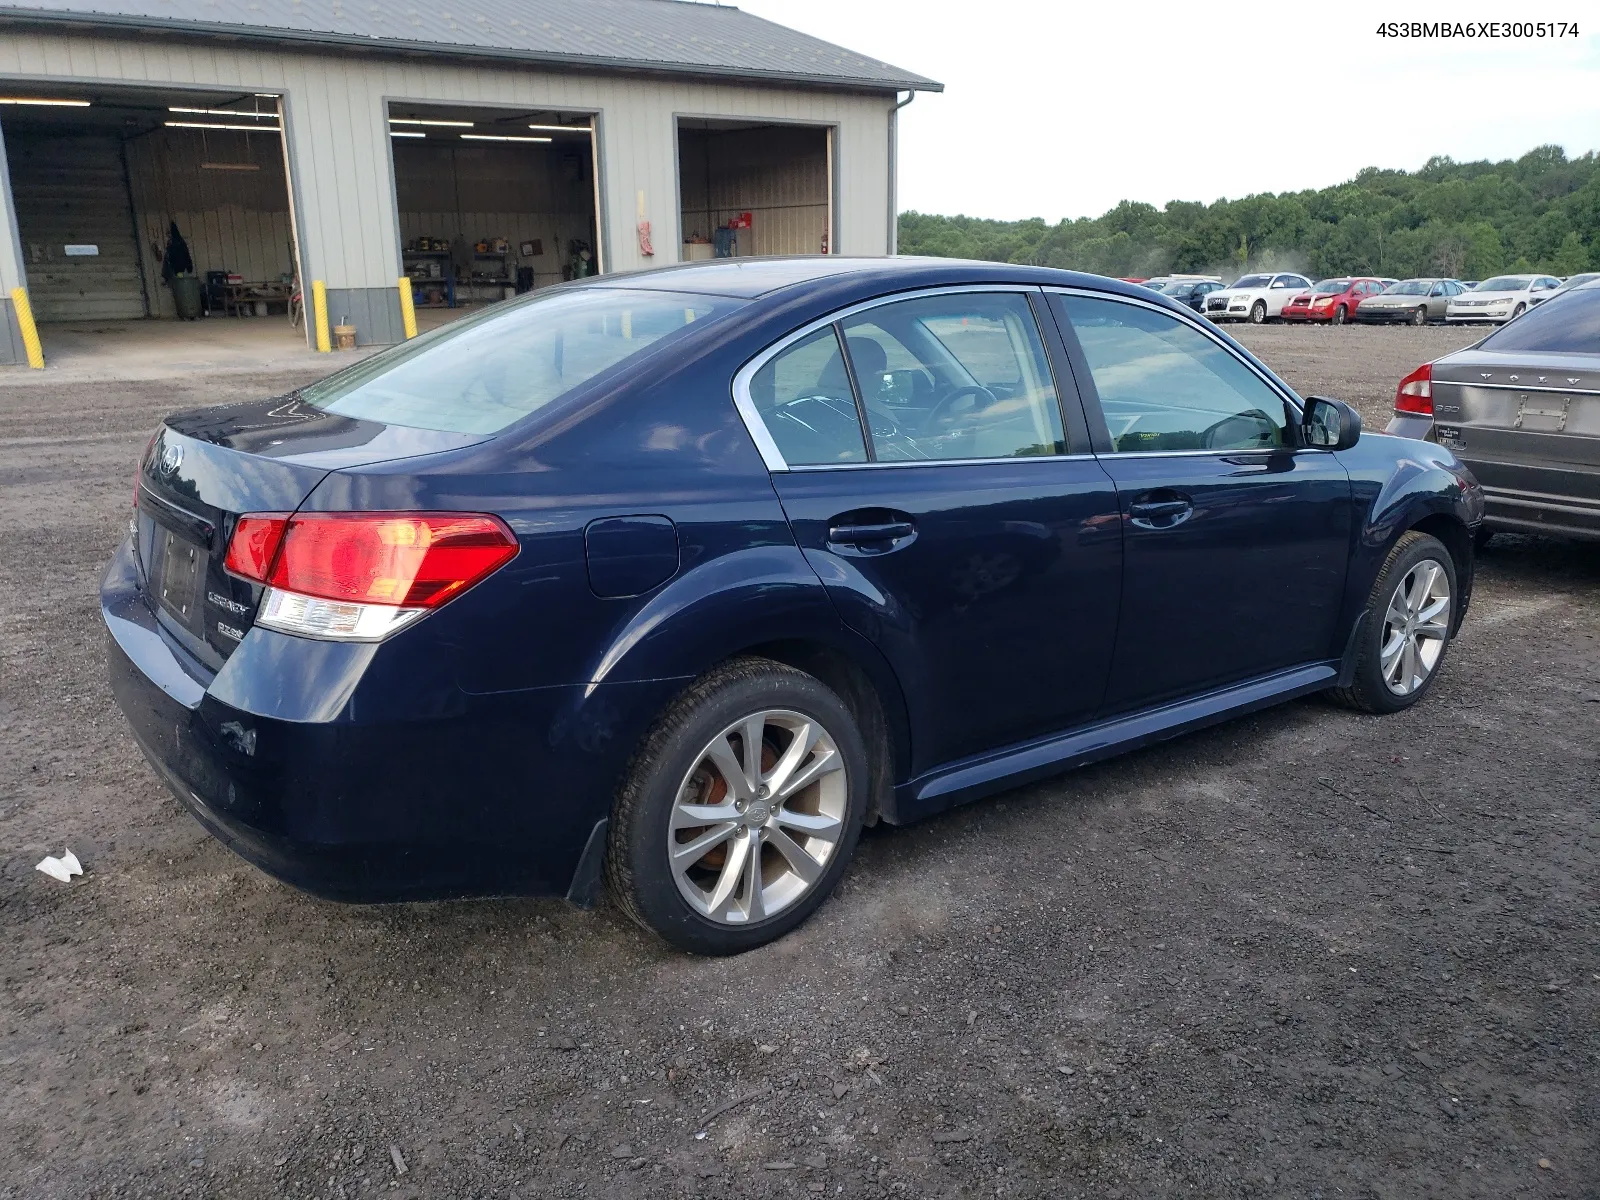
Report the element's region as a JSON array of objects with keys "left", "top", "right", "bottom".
[
  {"left": 1408, "top": 511, "right": 1474, "bottom": 634},
  {"left": 732, "top": 637, "right": 910, "bottom": 826}
]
